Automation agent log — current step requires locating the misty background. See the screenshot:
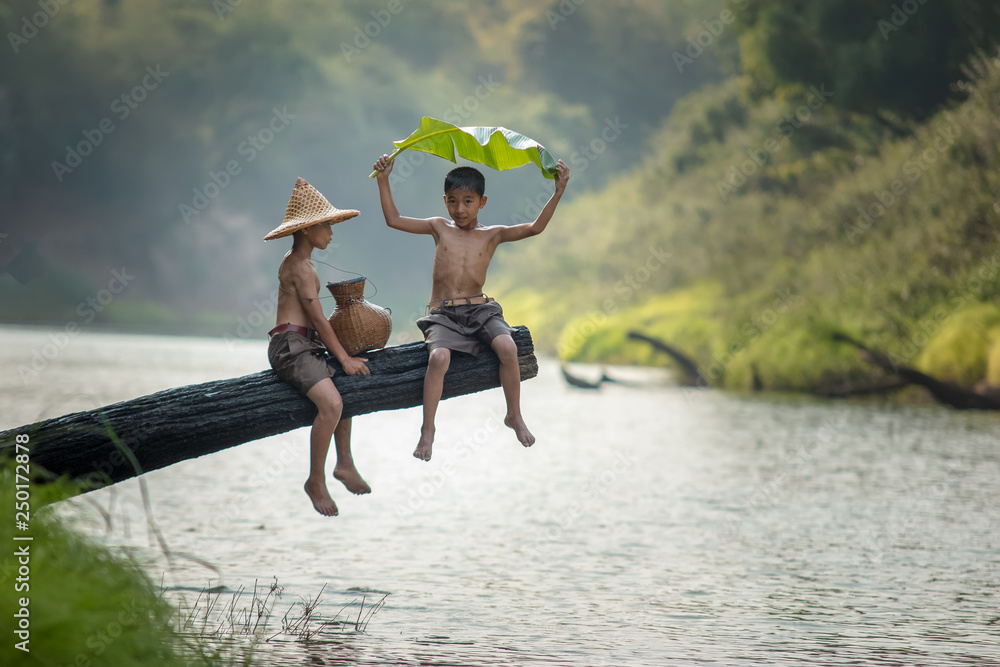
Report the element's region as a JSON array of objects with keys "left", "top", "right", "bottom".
[{"left": 0, "top": 0, "right": 727, "bottom": 342}]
